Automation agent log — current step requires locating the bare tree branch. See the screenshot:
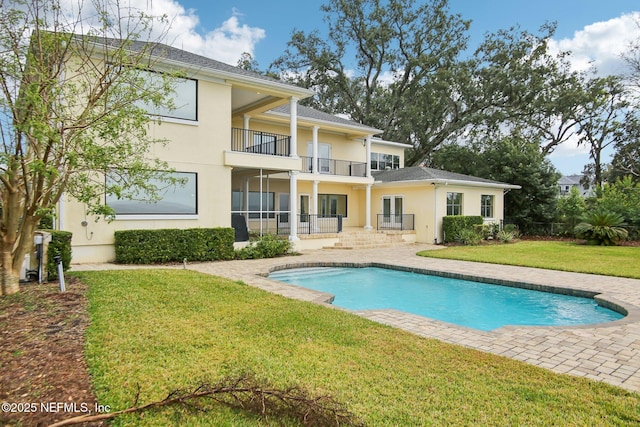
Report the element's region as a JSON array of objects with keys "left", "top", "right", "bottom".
[{"left": 49, "top": 374, "right": 364, "bottom": 427}]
